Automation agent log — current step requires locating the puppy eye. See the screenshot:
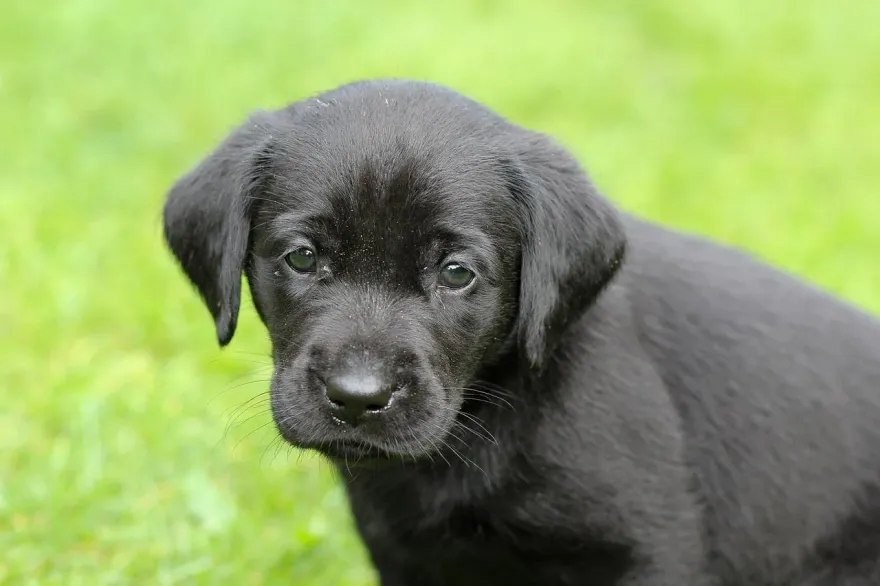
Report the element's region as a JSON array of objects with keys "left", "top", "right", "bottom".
[
  {"left": 285, "top": 247, "right": 317, "bottom": 273},
  {"left": 438, "top": 263, "right": 475, "bottom": 289}
]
